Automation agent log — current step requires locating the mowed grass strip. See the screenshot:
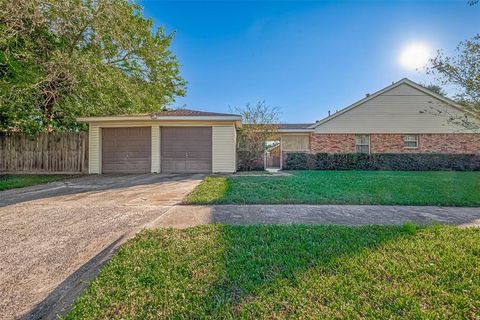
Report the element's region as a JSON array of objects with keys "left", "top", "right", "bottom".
[
  {"left": 184, "top": 171, "right": 480, "bottom": 206},
  {"left": 0, "top": 174, "right": 75, "bottom": 191},
  {"left": 66, "top": 224, "right": 480, "bottom": 319}
]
